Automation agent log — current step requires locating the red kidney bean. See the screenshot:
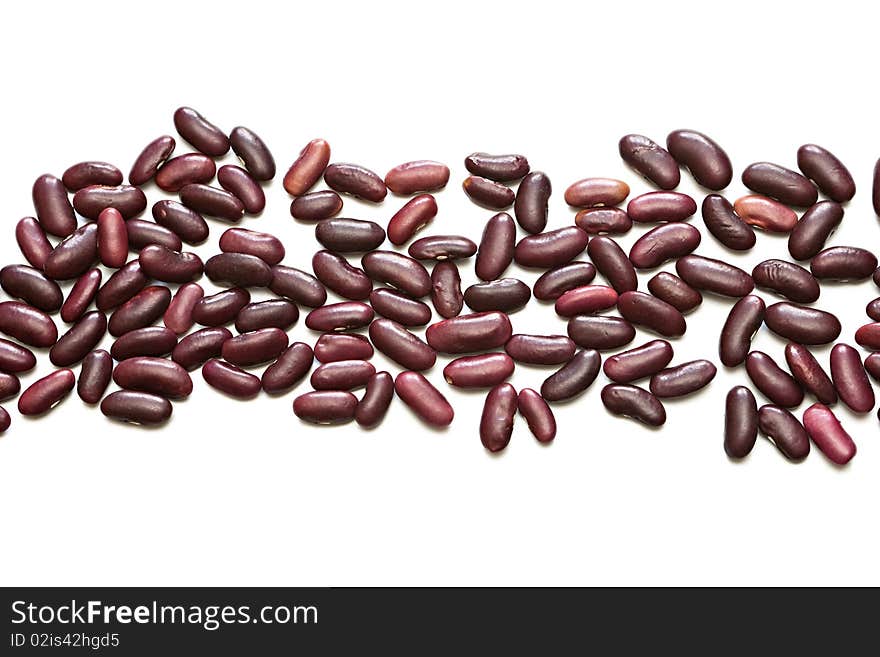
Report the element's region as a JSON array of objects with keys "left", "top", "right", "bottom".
[
  {"left": 856, "top": 323, "right": 880, "bottom": 350},
  {"left": 221, "top": 328, "right": 288, "bottom": 367},
  {"left": 394, "top": 371, "right": 454, "bottom": 427},
  {"left": 514, "top": 227, "right": 589, "bottom": 269},
  {"left": 604, "top": 339, "right": 674, "bottom": 383},
  {"left": 369, "top": 288, "right": 432, "bottom": 326},
  {"left": 719, "top": 295, "right": 765, "bottom": 367},
  {"left": 305, "top": 302, "right": 374, "bottom": 332},
  {"left": 517, "top": 388, "right": 556, "bottom": 443},
  {"left": 290, "top": 191, "right": 343, "bottom": 221},
  {"left": 565, "top": 178, "right": 630, "bottom": 208},
  {"left": 0, "top": 301, "right": 57, "bottom": 347},
  {"left": 787, "top": 201, "right": 843, "bottom": 261},
  {"left": 866, "top": 353, "right": 880, "bottom": 382},
  {"left": 205, "top": 252, "right": 272, "bottom": 288},
  {"left": 874, "top": 159, "right": 880, "bottom": 215},
  {"left": 567, "top": 315, "right": 635, "bottom": 351},
  {"left": 385, "top": 161, "right": 449, "bottom": 195},
  {"left": 219, "top": 227, "right": 285, "bottom": 266},
  {"left": 646, "top": 272, "right": 702, "bottom": 313},
  {"left": 443, "top": 353, "right": 515, "bottom": 388},
  {"left": 202, "top": 359, "right": 261, "bottom": 399},
  {"left": 514, "top": 171, "right": 551, "bottom": 233},
  {"left": 111, "top": 326, "right": 177, "bottom": 360},
  {"left": 270, "top": 265, "right": 327, "bottom": 307},
  {"left": 574, "top": 207, "right": 632, "bottom": 235},
  {"left": 802, "top": 403, "right": 856, "bottom": 465},
  {"left": 312, "top": 250, "right": 372, "bottom": 300},
  {"left": 150, "top": 199, "right": 209, "bottom": 245},
  {"left": 554, "top": 285, "right": 619, "bottom": 317},
  {"left": 139, "top": 245, "right": 203, "bottom": 284},
  {"left": 101, "top": 390, "right": 172, "bottom": 425},
  {"left": 601, "top": 384, "right": 666, "bottom": 426},
  {"left": 676, "top": 255, "right": 754, "bottom": 297},
  {"left": 617, "top": 291, "right": 686, "bottom": 337},
  {"left": 387, "top": 194, "right": 437, "bottom": 245},
  {"left": 361, "top": 251, "right": 431, "bottom": 298},
  {"left": 62, "top": 161, "right": 123, "bottom": 191},
  {"left": 700, "top": 194, "right": 756, "bottom": 251},
  {"left": 587, "top": 236, "right": 637, "bottom": 292},
  {"left": 0, "top": 265, "right": 63, "bottom": 312},
  {"left": 745, "top": 351, "right": 803, "bottom": 408},
  {"left": 293, "top": 390, "right": 358, "bottom": 424},
  {"left": 314, "top": 333, "right": 373, "bottom": 363},
  {"left": 283, "top": 139, "right": 331, "bottom": 196},
  {"left": 480, "top": 383, "right": 517, "bottom": 452},
  {"left": 627, "top": 192, "right": 697, "bottom": 223},
  {"left": 533, "top": 262, "right": 596, "bottom": 300},
  {"left": 430, "top": 261, "right": 463, "bottom": 319},
  {"left": 126, "top": 218, "right": 183, "bottom": 252},
  {"left": 50, "top": 311, "right": 107, "bottom": 366},
  {"left": 764, "top": 302, "right": 841, "bottom": 345},
  {"left": 315, "top": 218, "right": 386, "bottom": 253},
  {"left": 796, "top": 144, "right": 855, "bottom": 203},
  {"left": 541, "top": 349, "right": 601, "bottom": 402},
  {"left": 629, "top": 223, "right": 701, "bottom": 269},
  {"left": 262, "top": 342, "right": 314, "bottom": 394},
  {"left": 179, "top": 184, "right": 245, "bottom": 221},
  {"left": 164, "top": 282, "right": 204, "bottom": 335},
  {"left": 0, "top": 338, "right": 36, "bottom": 373},
  {"left": 751, "top": 259, "right": 819, "bottom": 303},
  {"left": 368, "top": 319, "right": 436, "bottom": 371},
  {"left": 725, "top": 386, "right": 758, "bottom": 458},
  {"left": 733, "top": 195, "right": 798, "bottom": 232},
  {"left": 172, "top": 327, "right": 232, "bottom": 371},
  {"left": 464, "top": 153, "right": 530, "bottom": 182},
  {"left": 355, "top": 371, "right": 394, "bottom": 427},
  {"left": 758, "top": 405, "right": 810, "bottom": 461},
  {"left": 742, "top": 162, "right": 818, "bottom": 207},
  {"left": 475, "top": 212, "right": 516, "bottom": 281},
  {"left": 666, "top": 129, "right": 732, "bottom": 190},
  {"left": 108, "top": 285, "right": 172, "bottom": 337},
  {"left": 129, "top": 135, "right": 175, "bottom": 186},
  {"left": 97, "top": 208, "right": 128, "bottom": 268},
  {"left": 0, "top": 373, "right": 19, "bottom": 402},
  {"left": 426, "top": 311, "right": 512, "bottom": 353},
  {"left": 173, "top": 106, "right": 228, "bottom": 156},
  {"left": 409, "top": 235, "right": 477, "bottom": 261},
  {"left": 868, "top": 298, "right": 880, "bottom": 322},
  {"left": 217, "top": 165, "right": 265, "bottom": 214},
  {"left": 650, "top": 359, "right": 716, "bottom": 398},
  {"left": 619, "top": 134, "right": 680, "bottom": 189},
  {"left": 32, "top": 174, "right": 76, "bottom": 238},
  {"left": 505, "top": 334, "right": 576, "bottom": 365},
  {"left": 155, "top": 154, "right": 216, "bottom": 192},
  {"left": 324, "top": 163, "right": 387, "bottom": 202},
  {"left": 77, "top": 349, "right": 112, "bottom": 404},
  {"left": 784, "top": 343, "right": 837, "bottom": 405},
  {"left": 95, "top": 260, "right": 147, "bottom": 311},
  {"left": 16, "top": 217, "right": 53, "bottom": 270},
  {"left": 43, "top": 223, "right": 99, "bottom": 280},
  {"left": 311, "top": 359, "right": 376, "bottom": 390},
  {"left": 191, "top": 288, "right": 250, "bottom": 327},
  {"left": 235, "top": 299, "right": 299, "bottom": 333},
  {"left": 830, "top": 343, "right": 874, "bottom": 413},
  {"left": 464, "top": 278, "right": 531, "bottom": 313},
  {"left": 0, "top": 407, "right": 9, "bottom": 433},
  {"left": 462, "top": 176, "right": 515, "bottom": 209},
  {"left": 810, "top": 246, "right": 877, "bottom": 281},
  {"left": 229, "top": 126, "right": 276, "bottom": 181},
  {"left": 73, "top": 185, "right": 147, "bottom": 220},
  {"left": 18, "top": 369, "right": 75, "bottom": 416}
]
